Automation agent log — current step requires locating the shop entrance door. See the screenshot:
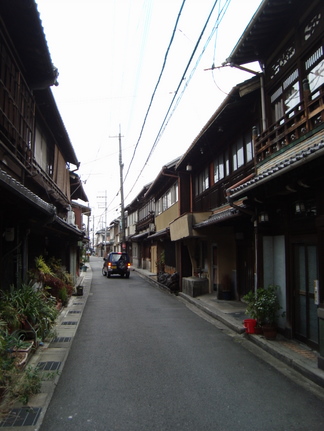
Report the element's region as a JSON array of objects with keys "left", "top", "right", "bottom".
[{"left": 293, "top": 242, "right": 319, "bottom": 348}]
